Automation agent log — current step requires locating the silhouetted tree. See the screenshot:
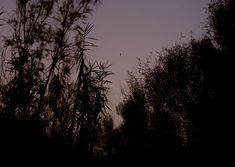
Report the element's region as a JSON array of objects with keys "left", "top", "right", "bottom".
[
  {"left": 116, "top": 72, "right": 149, "bottom": 158},
  {"left": 0, "top": 0, "right": 113, "bottom": 159},
  {"left": 94, "top": 113, "right": 114, "bottom": 157},
  {"left": 208, "top": 0, "right": 235, "bottom": 52},
  {"left": 115, "top": 1, "right": 235, "bottom": 159},
  {"left": 147, "top": 38, "right": 223, "bottom": 152},
  {"left": 206, "top": 0, "right": 235, "bottom": 152}
]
